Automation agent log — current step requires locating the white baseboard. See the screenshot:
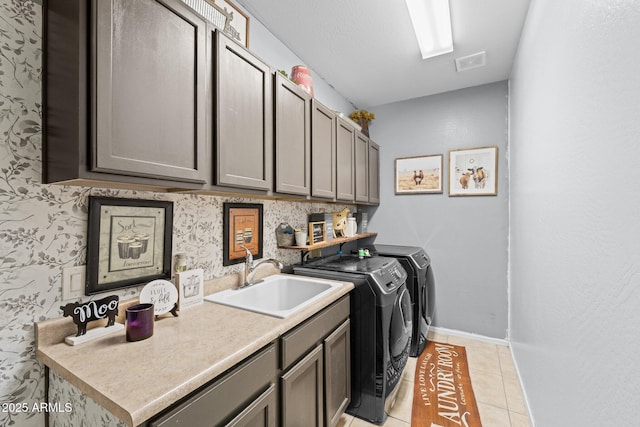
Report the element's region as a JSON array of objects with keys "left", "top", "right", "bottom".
[
  {"left": 509, "top": 343, "right": 537, "bottom": 426},
  {"left": 430, "top": 325, "right": 509, "bottom": 347}
]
